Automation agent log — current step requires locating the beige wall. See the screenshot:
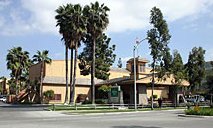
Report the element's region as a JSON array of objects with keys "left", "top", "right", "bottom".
[
  {"left": 45, "top": 60, "right": 91, "bottom": 79},
  {"left": 147, "top": 86, "right": 169, "bottom": 99},
  {"left": 109, "top": 71, "right": 129, "bottom": 79},
  {"left": 43, "top": 84, "right": 90, "bottom": 104}
]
